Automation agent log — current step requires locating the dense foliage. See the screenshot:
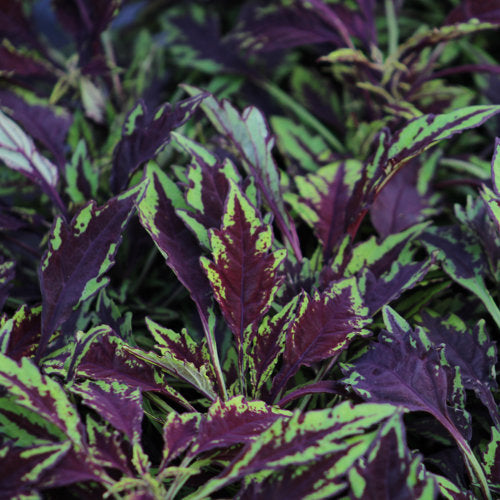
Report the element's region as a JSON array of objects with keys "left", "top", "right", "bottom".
[{"left": 1, "top": 0, "right": 500, "bottom": 498}]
